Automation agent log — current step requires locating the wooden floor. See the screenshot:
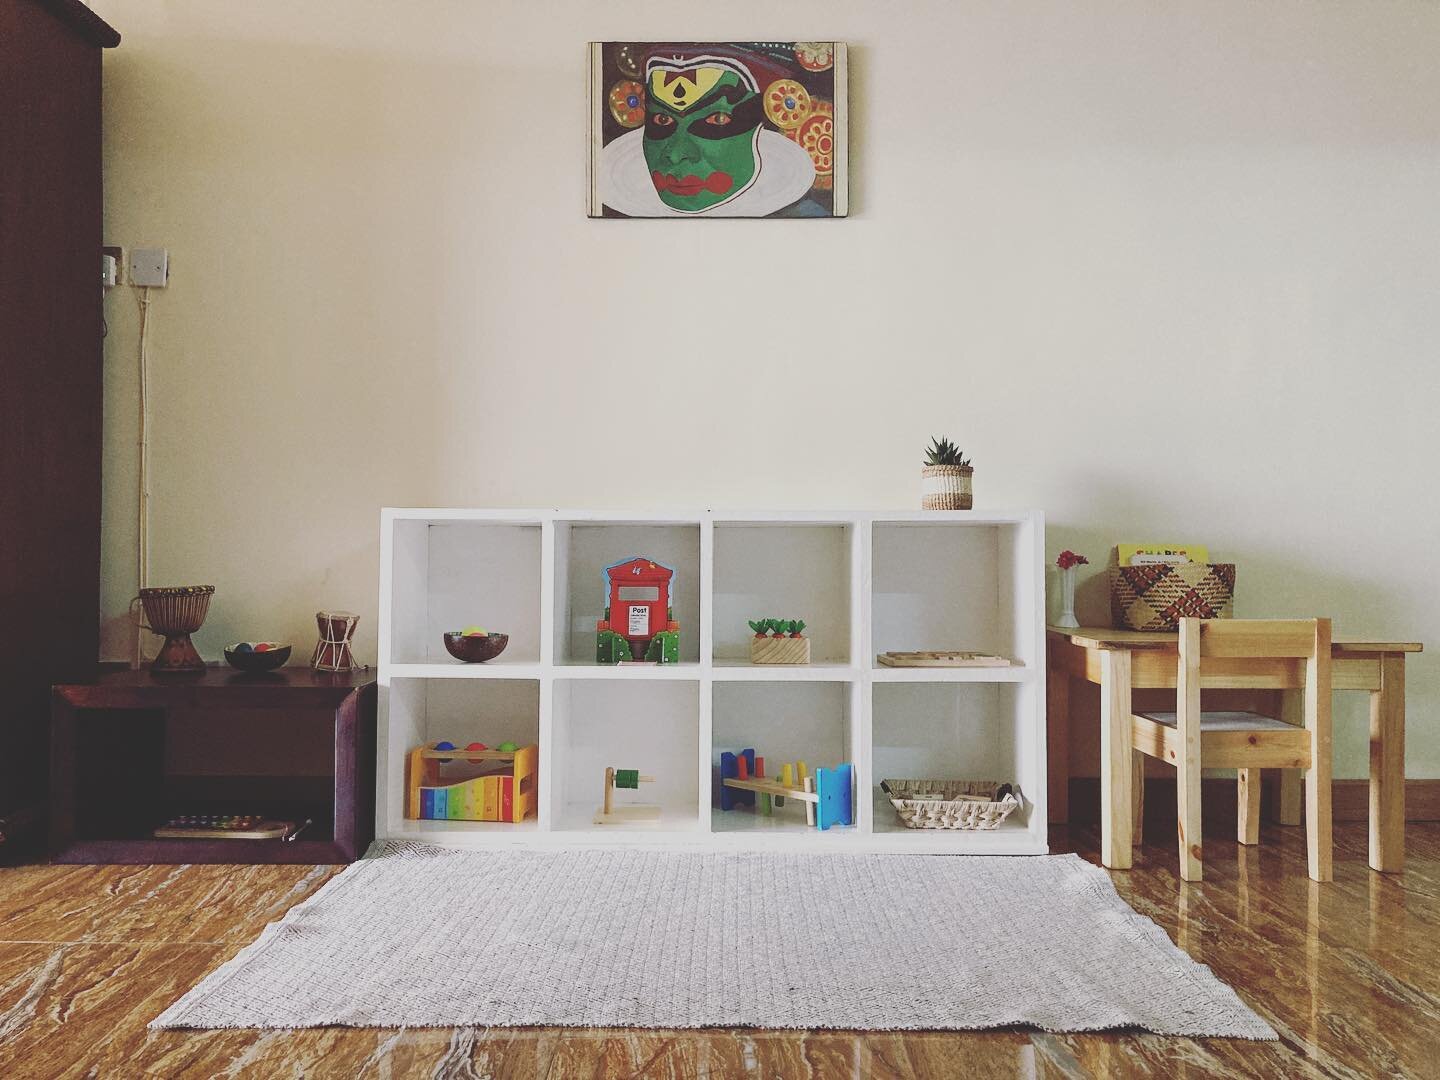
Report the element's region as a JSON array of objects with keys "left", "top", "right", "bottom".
[{"left": 2, "top": 823, "right": 1438, "bottom": 1079}]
